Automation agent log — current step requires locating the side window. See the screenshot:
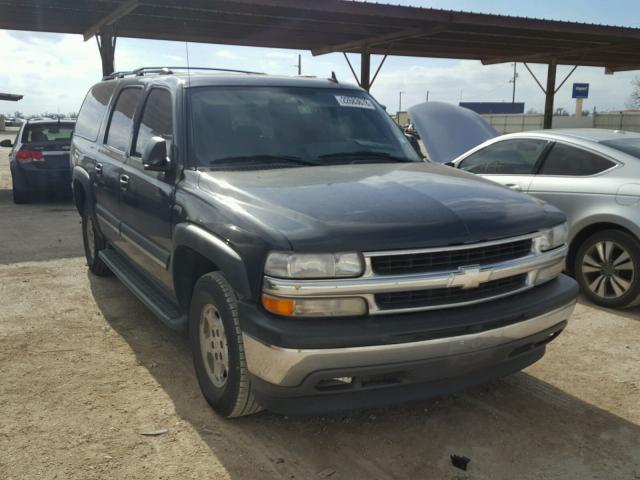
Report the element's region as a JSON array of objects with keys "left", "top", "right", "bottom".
[
  {"left": 459, "top": 139, "right": 548, "bottom": 175},
  {"left": 75, "top": 82, "right": 117, "bottom": 141},
  {"left": 540, "top": 143, "right": 616, "bottom": 176},
  {"left": 134, "top": 89, "right": 173, "bottom": 157},
  {"left": 105, "top": 87, "right": 142, "bottom": 152}
]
